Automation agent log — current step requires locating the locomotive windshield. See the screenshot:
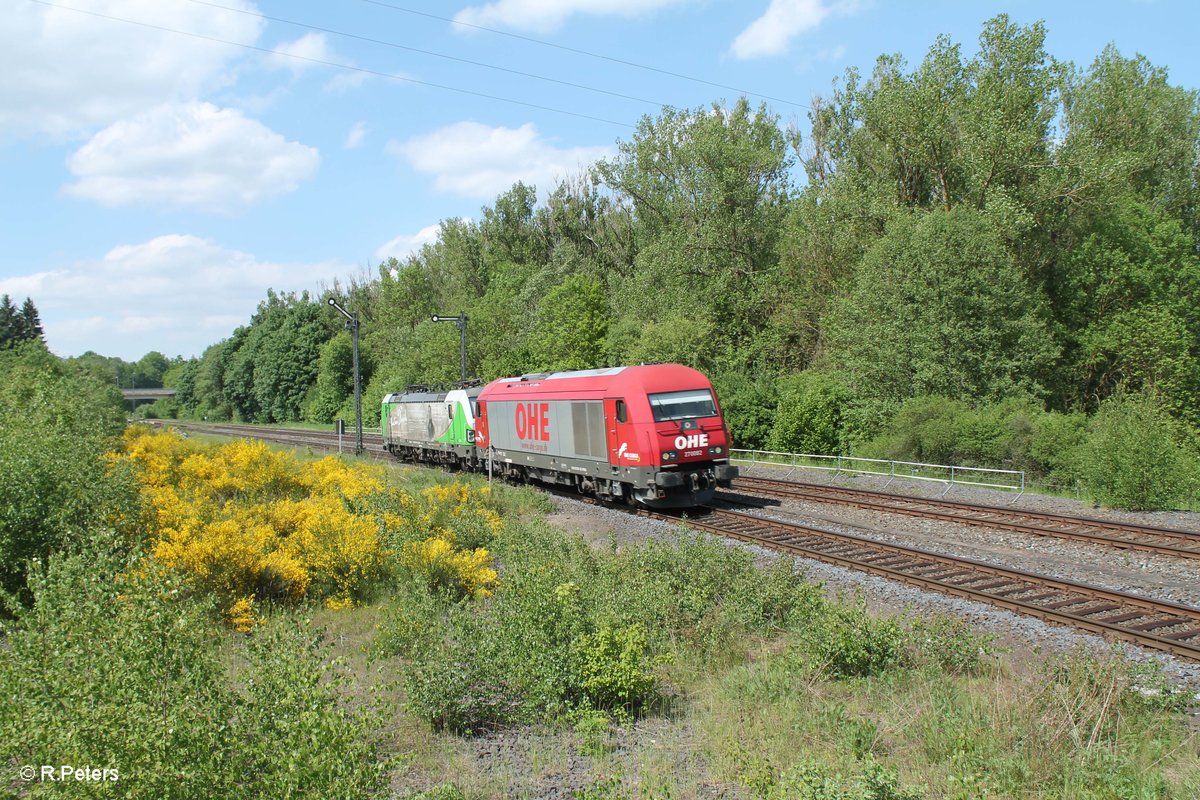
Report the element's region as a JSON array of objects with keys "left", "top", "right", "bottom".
[{"left": 648, "top": 389, "right": 717, "bottom": 422}]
